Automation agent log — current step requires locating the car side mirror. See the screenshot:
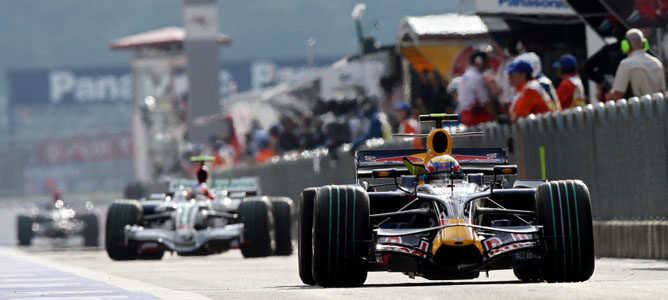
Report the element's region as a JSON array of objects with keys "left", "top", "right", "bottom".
[
  {"left": 372, "top": 168, "right": 398, "bottom": 178},
  {"left": 493, "top": 165, "right": 517, "bottom": 175},
  {"left": 403, "top": 157, "right": 425, "bottom": 175}
]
